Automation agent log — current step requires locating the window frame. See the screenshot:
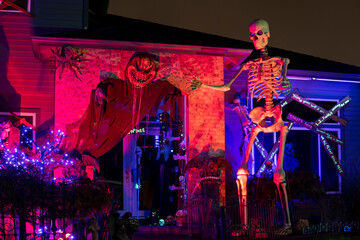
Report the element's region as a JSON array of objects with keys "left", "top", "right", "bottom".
[
  {"left": 0, "top": 111, "right": 37, "bottom": 152},
  {"left": 249, "top": 95, "right": 343, "bottom": 194},
  {"left": 0, "top": 0, "right": 31, "bottom": 13}
]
